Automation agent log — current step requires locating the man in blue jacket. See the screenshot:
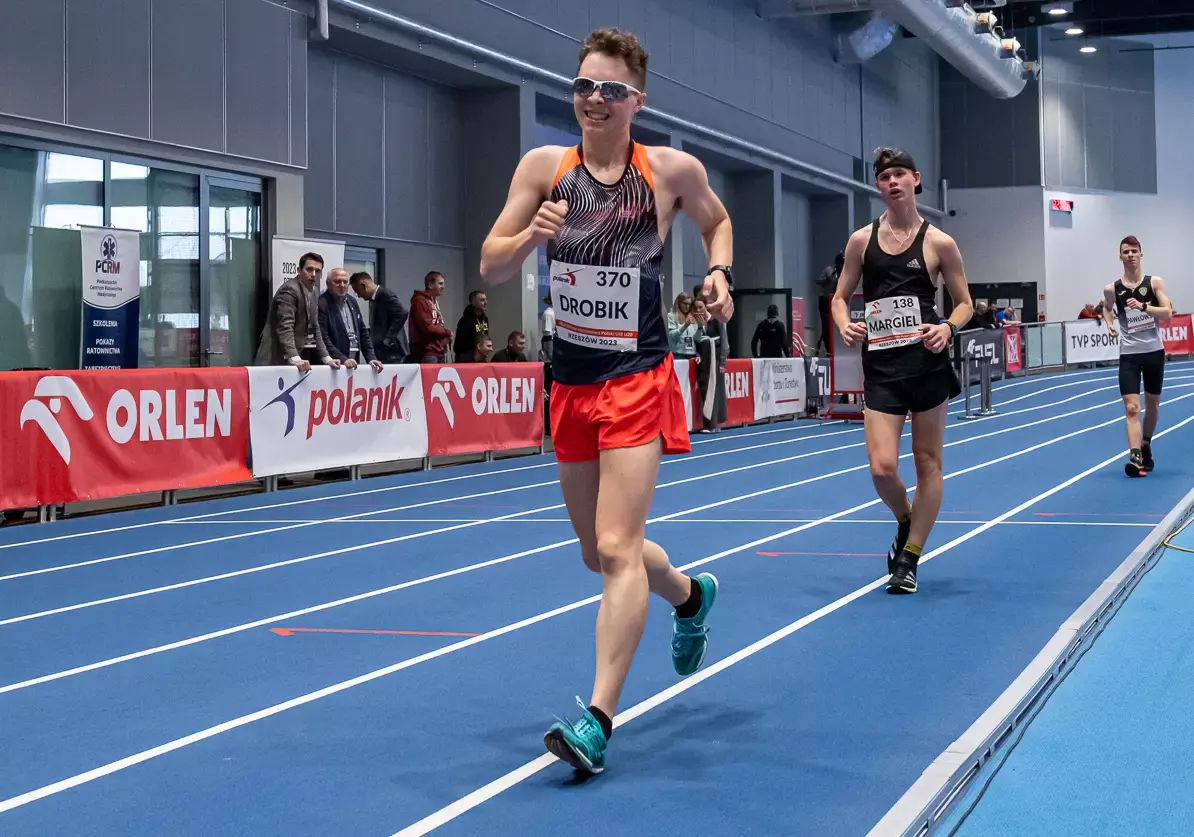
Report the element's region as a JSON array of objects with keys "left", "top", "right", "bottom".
[
  {"left": 349, "top": 271, "right": 409, "bottom": 364},
  {"left": 319, "top": 268, "right": 382, "bottom": 370}
]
